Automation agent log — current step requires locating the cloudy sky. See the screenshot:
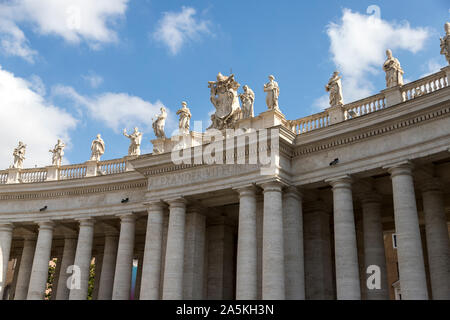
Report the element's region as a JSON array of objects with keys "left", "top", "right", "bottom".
[{"left": 0, "top": 0, "right": 448, "bottom": 169}]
